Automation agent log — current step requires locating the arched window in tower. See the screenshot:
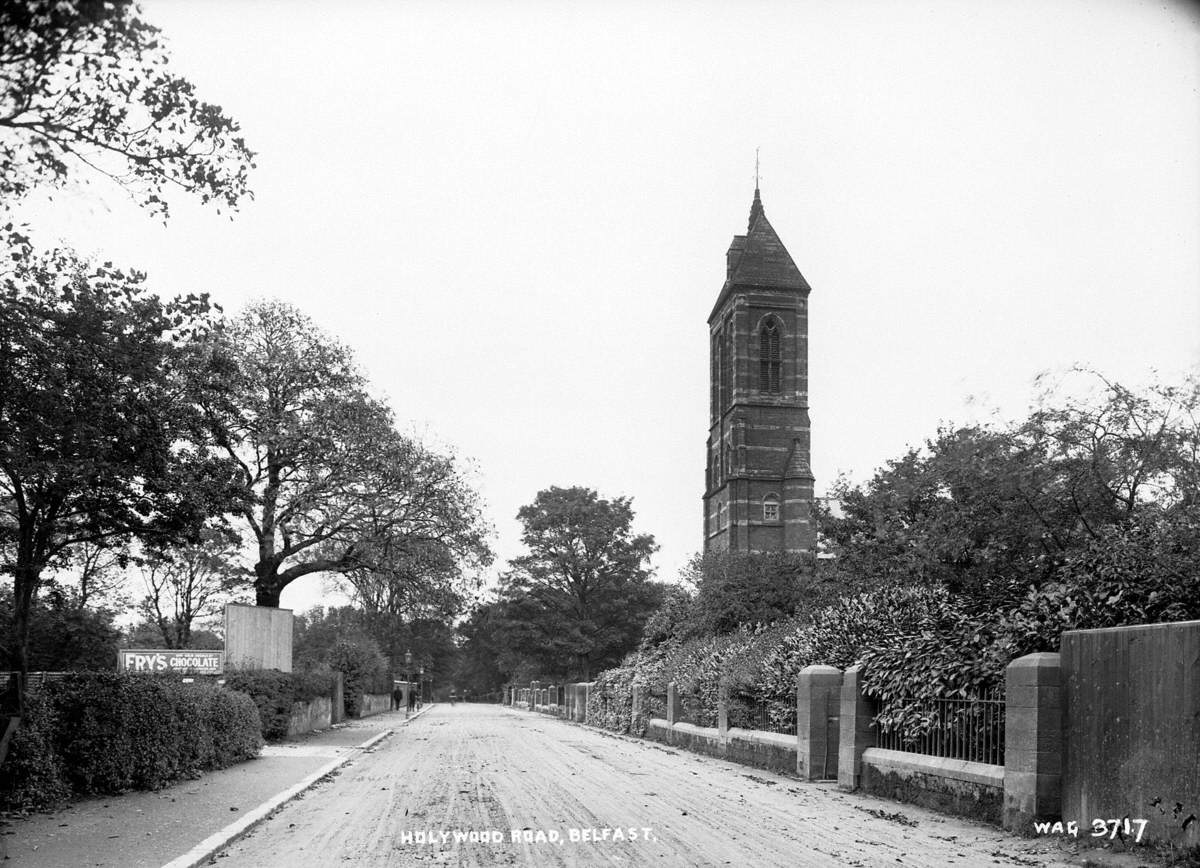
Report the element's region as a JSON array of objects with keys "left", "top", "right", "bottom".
[
  {"left": 763, "top": 494, "right": 780, "bottom": 523},
  {"left": 759, "top": 319, "right": 781, "bottom": 394}
]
